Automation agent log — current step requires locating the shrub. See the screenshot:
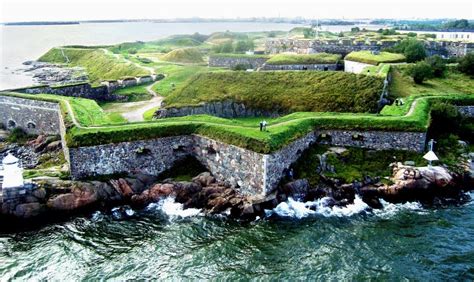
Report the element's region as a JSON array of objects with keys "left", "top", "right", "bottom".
[
  {"left": 388, "top": 39, "right": 426, "bottom": 63},
  {"left": 425, "top": 55, "right": 446, "bottom": 77},
  {"left": 428, "top": 102, "right": 462, "bottom": 138},
  {"left": 458, "top": 53, "right": 474, "bottom": 76},
  {"left": 408, "top": 61, "right": 433, "bottom": 84},
  {"left": 232, "top": 64, "right": 252, "bottom": 71},
  {"left": 407, "top": 32, "right": 417, "bottom": 37},
  {"left": 7, "top": 128, "right": 30, "bottom": 143}
]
